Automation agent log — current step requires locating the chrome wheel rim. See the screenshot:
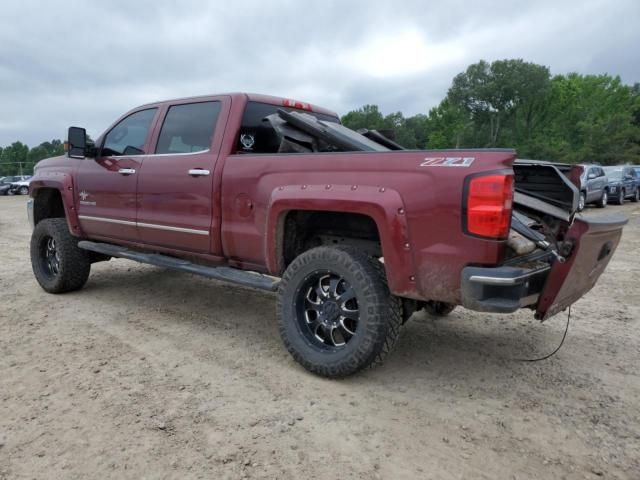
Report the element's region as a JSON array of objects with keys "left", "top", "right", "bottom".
[
  {"left": 296, "top": 272, "right": 359, "bottom": 349},
  {"left": 41, "top": 236, "right": 61, "bottom": 276}
]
